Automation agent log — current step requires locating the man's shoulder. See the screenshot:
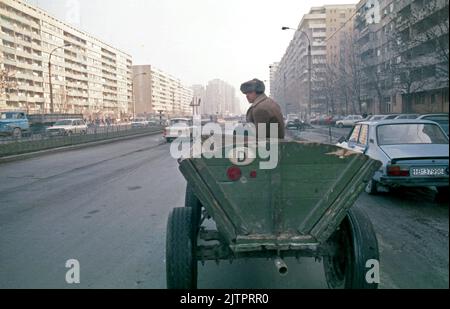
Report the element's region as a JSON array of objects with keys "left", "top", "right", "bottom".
[{"left": 258, "top": 97, "right": 280, "bottom": 108}]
